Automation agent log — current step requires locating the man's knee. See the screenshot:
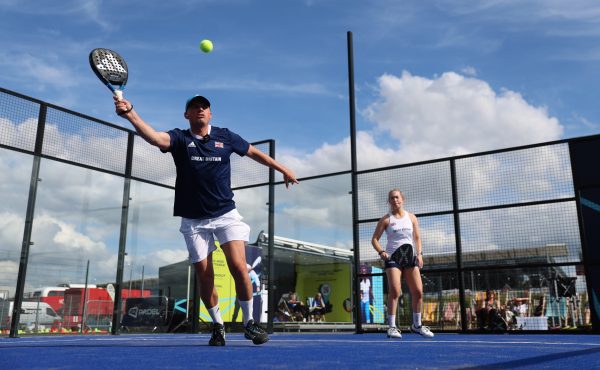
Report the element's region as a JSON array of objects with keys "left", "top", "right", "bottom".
[
  {"left": 229, "top": 264, "right": 250, "bottom": 283},
  {"left": 194, "top": 259, "right": 214, "bottom": 278},
  {"left": 221, "top": 242, "right": 248, "bottom": 275}
]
